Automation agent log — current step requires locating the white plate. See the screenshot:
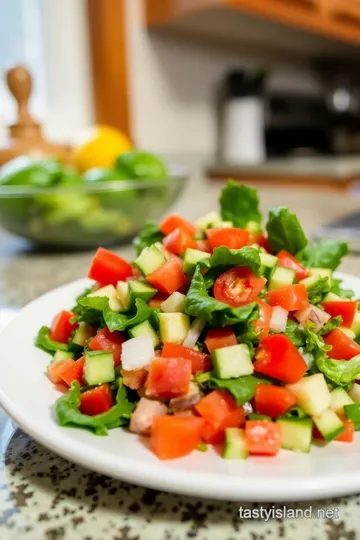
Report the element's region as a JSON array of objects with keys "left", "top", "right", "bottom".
[{"left": 1, "top": 273, "right": 360, "bottom": 502}]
